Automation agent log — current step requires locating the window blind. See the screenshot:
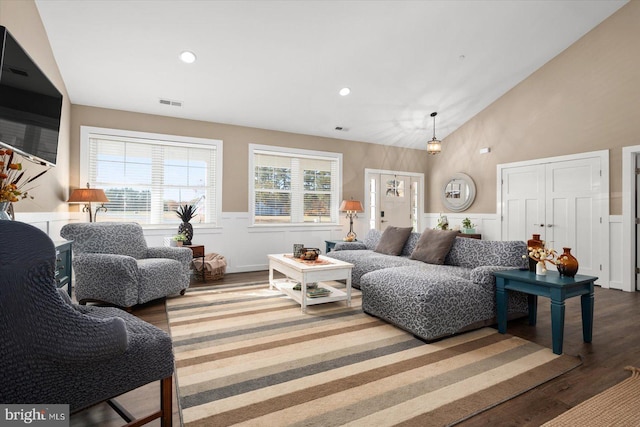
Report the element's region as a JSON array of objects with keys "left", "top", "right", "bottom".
[
  {"left": 87, "top": 133, "right": 218, "bottom": 225},
  {"left": 252, "top": 149, "right": 339, "bottom": 225}
]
